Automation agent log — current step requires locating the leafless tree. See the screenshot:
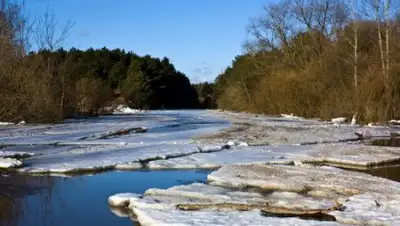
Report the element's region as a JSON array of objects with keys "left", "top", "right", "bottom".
[{"left": 33, "top": 8, "right": 74, "bottom": 118}]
